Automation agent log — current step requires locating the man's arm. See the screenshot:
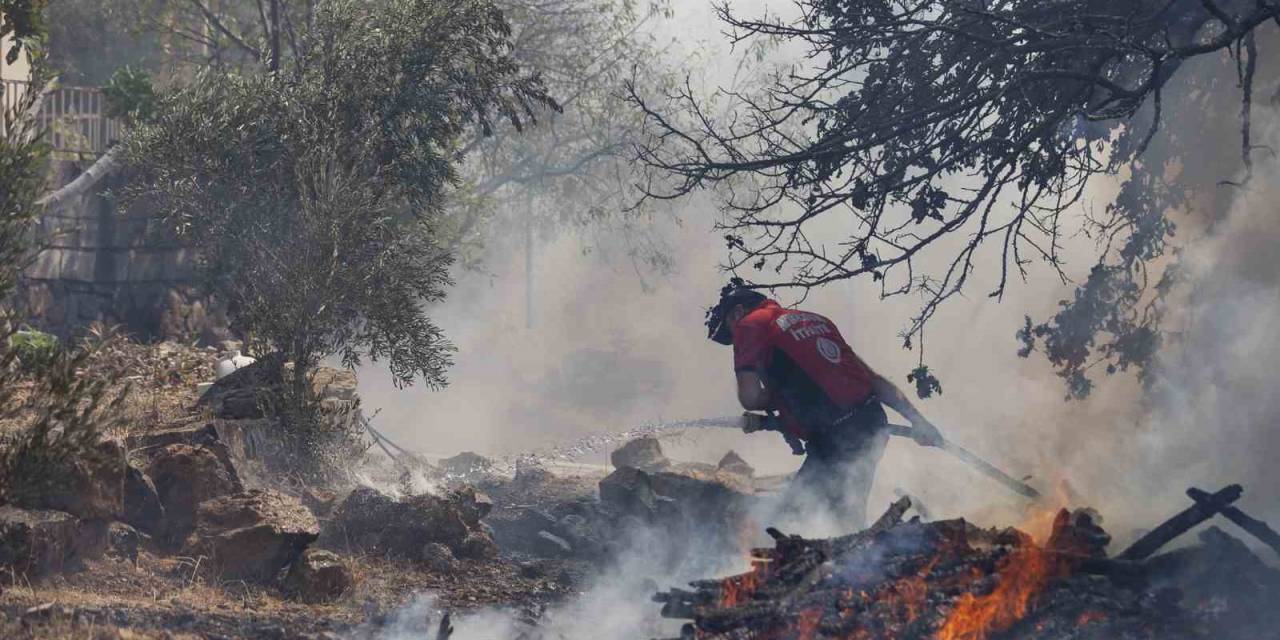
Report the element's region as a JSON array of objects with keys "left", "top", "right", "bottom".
[
  {"left": 736, "top": 370, "right": 771, "bottom": 411},
  {"left": 870, "top": 373, "right": 944, "bottom": 446}
]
